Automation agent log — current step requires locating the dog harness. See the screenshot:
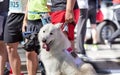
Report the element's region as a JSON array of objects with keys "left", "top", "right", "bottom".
[{"left": 65, "top": 47, "right": 83, "bottom": 68}]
